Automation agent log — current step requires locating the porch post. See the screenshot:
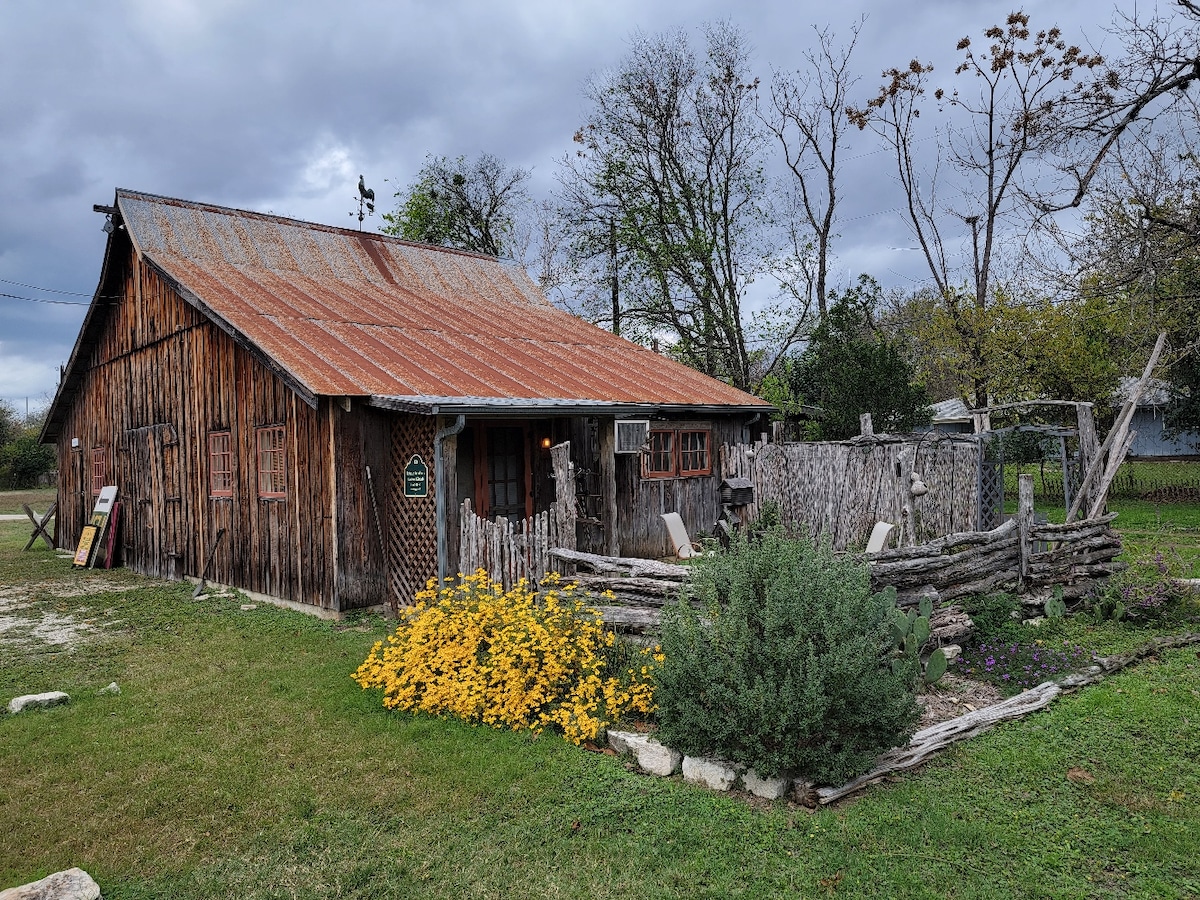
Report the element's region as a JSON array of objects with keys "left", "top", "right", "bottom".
[{"left": 598, "top": 417, "right": 619, "bottom": 557}]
